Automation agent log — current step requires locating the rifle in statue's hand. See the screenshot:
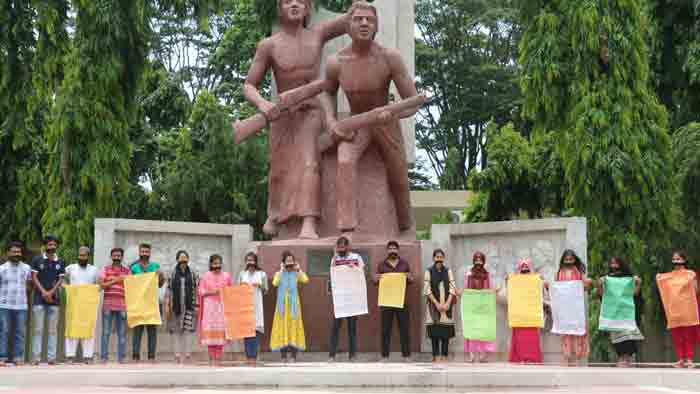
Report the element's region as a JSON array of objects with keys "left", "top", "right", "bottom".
[
  {"left": 233, "top": 80, "right": 333, "bottom": 144},
  {"left": 318, "top": 93, "right": 427, "bottom": 152}
]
